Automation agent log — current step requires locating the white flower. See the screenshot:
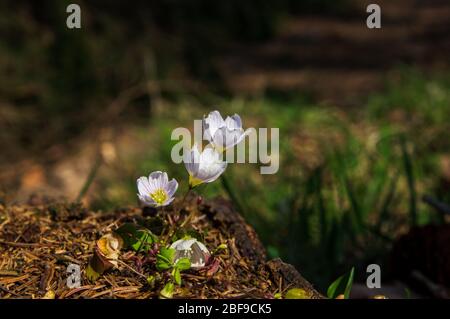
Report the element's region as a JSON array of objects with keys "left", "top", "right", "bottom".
[
  {"left": 170, "top": 238, "right": 210, "bottom": 269},
  {"left": 184, "top": 144, "right": 227, "bottom": 188},
  {"left": 137, "top": 171, "right": 178, "bottom": 207},
  {"left": 203, "top": 110, "right": 250, "bottom": 151}
]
